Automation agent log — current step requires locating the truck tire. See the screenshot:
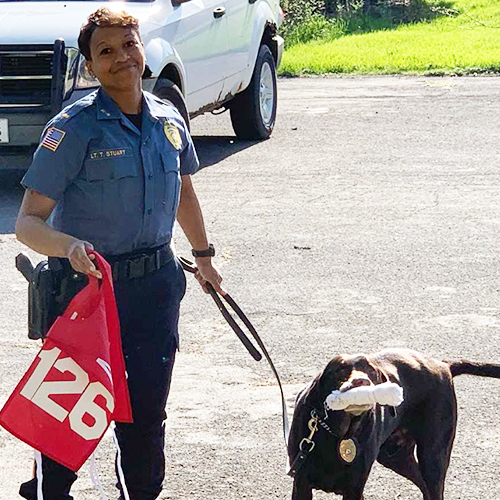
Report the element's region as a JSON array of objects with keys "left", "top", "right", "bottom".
[
  {"left": 153, "top": 79, "right": 190, "bottom": 130},
  {"left": 230, "top": 44, "right": 277, "bottom": 140}
]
